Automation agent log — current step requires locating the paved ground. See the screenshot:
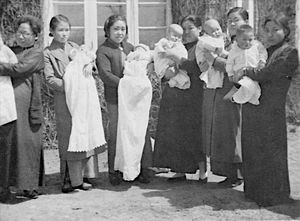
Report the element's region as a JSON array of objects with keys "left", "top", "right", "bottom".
[{"left": 0, "top": 125, "right": 299, "bottom": 221}]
